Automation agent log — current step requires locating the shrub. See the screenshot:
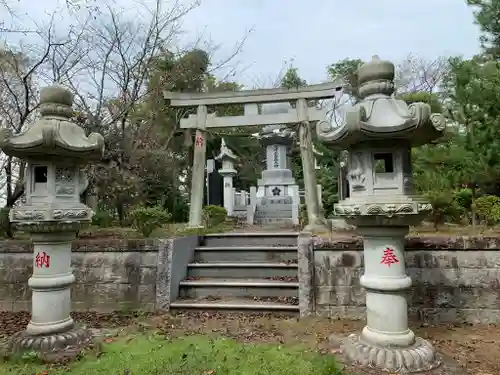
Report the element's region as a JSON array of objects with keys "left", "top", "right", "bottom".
[
  {"left": 91, "top": 210, "right": 114, "bottom": 228},
  {"left": 130, "top": 206, "right": 171, "bottom": 237},
  {"left": 453, "top": 188, "right": 473, "bottom": 210},
  {"left": 475, "top": 195, "right": 500, "bottom": 225},
  {"left": 425, "top": 190, "right": 461, "bottom": 230},
  {"left": 202, "top": 205, "right": 227, "bottom": 227}
]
